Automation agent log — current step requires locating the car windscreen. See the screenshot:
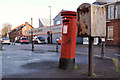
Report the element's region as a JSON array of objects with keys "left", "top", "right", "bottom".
[
  {"left": 22, "top": 38, "right": 28, "bottom": 40},
  {"left": 3, "top": 38, "right": 10, "bottom": 40}
]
